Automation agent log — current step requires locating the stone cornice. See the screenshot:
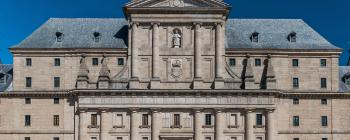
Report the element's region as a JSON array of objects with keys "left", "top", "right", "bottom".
[
  {"left": 2, "top": 89, "right": 350, "bottom": 99},
  {"left": 10, "top": 48, "right": 128, "bottom": 55}
]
